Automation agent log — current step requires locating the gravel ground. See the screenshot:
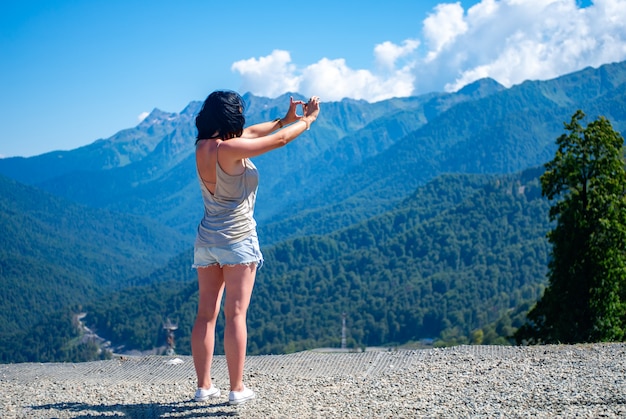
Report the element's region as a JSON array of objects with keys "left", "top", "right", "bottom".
[{"left": 1, "top": 343, "right": 625, "bottom": 418}]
